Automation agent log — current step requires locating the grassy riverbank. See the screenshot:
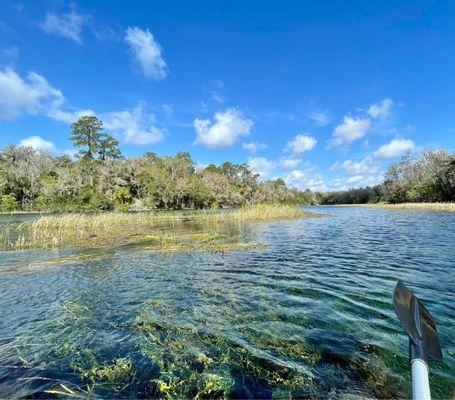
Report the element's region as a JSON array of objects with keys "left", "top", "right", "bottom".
[
  {"left": 3, "top": 204, "right": 320, "bottom": 251},
  {"left": 335, "top": 202, "right": 455, "bottom": 212},
  {"left": 370, "top": 202, "right": 455, "bottom": 211}
]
